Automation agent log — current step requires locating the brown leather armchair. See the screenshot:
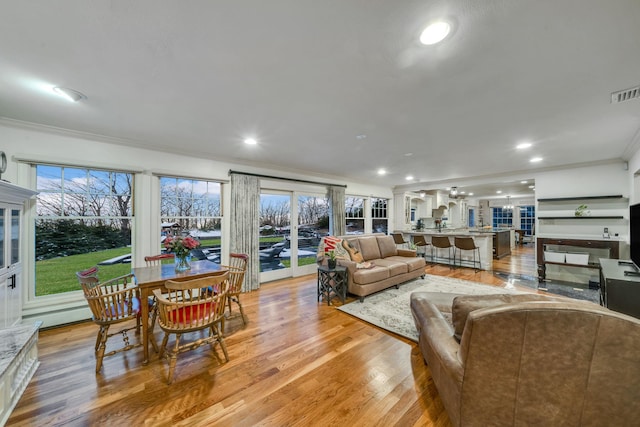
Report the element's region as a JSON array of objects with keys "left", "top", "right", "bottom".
[{"left": 410, "top": 292, "right": 640, "bottom": 426}]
